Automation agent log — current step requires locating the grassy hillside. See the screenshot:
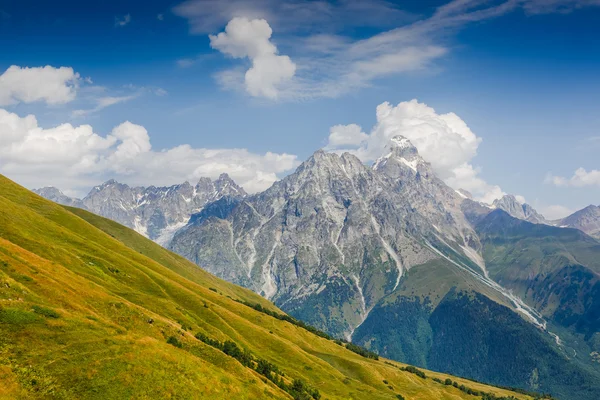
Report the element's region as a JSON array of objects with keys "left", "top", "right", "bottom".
[{"left": 0, "top": 174, "right": 534, "bottom": 399}]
